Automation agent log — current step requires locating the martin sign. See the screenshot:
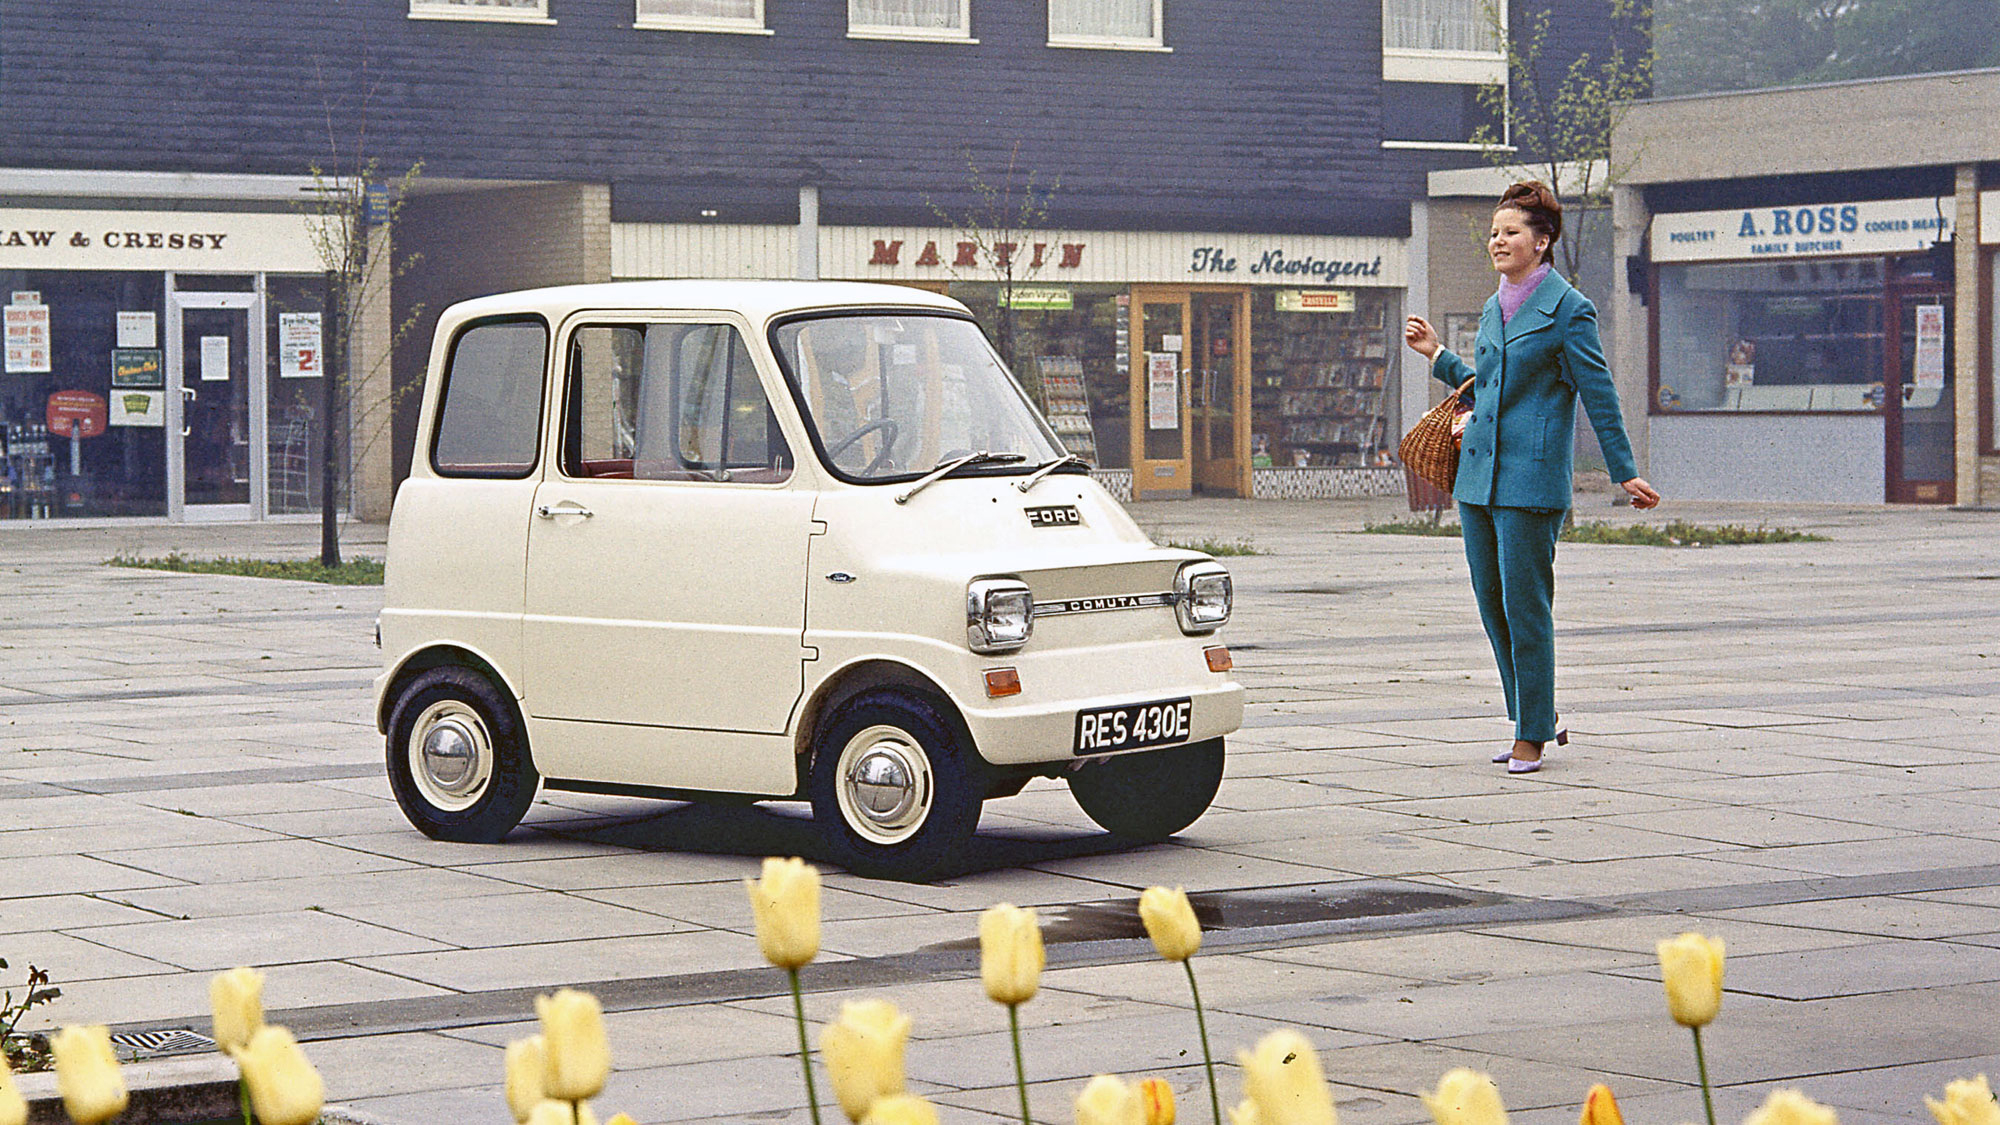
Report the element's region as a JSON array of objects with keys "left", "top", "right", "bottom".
[{"left": 1652, "top": 197, "right": 1954, "bottom": 263}]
